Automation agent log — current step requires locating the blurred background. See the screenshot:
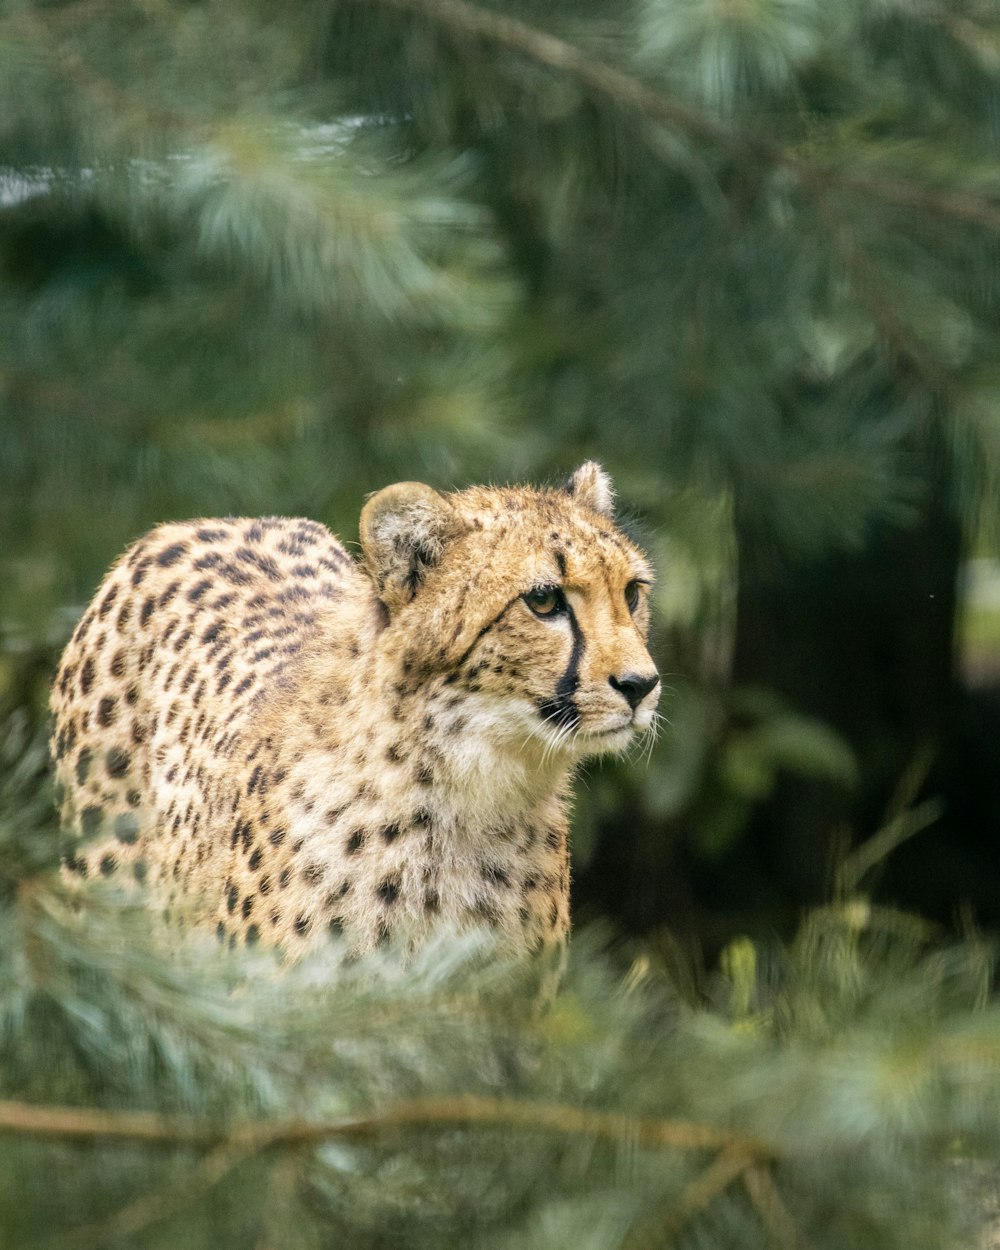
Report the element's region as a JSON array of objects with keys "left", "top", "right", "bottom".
[{"left": 3, "top": 0, "right": 1000, "bottom": 961}]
